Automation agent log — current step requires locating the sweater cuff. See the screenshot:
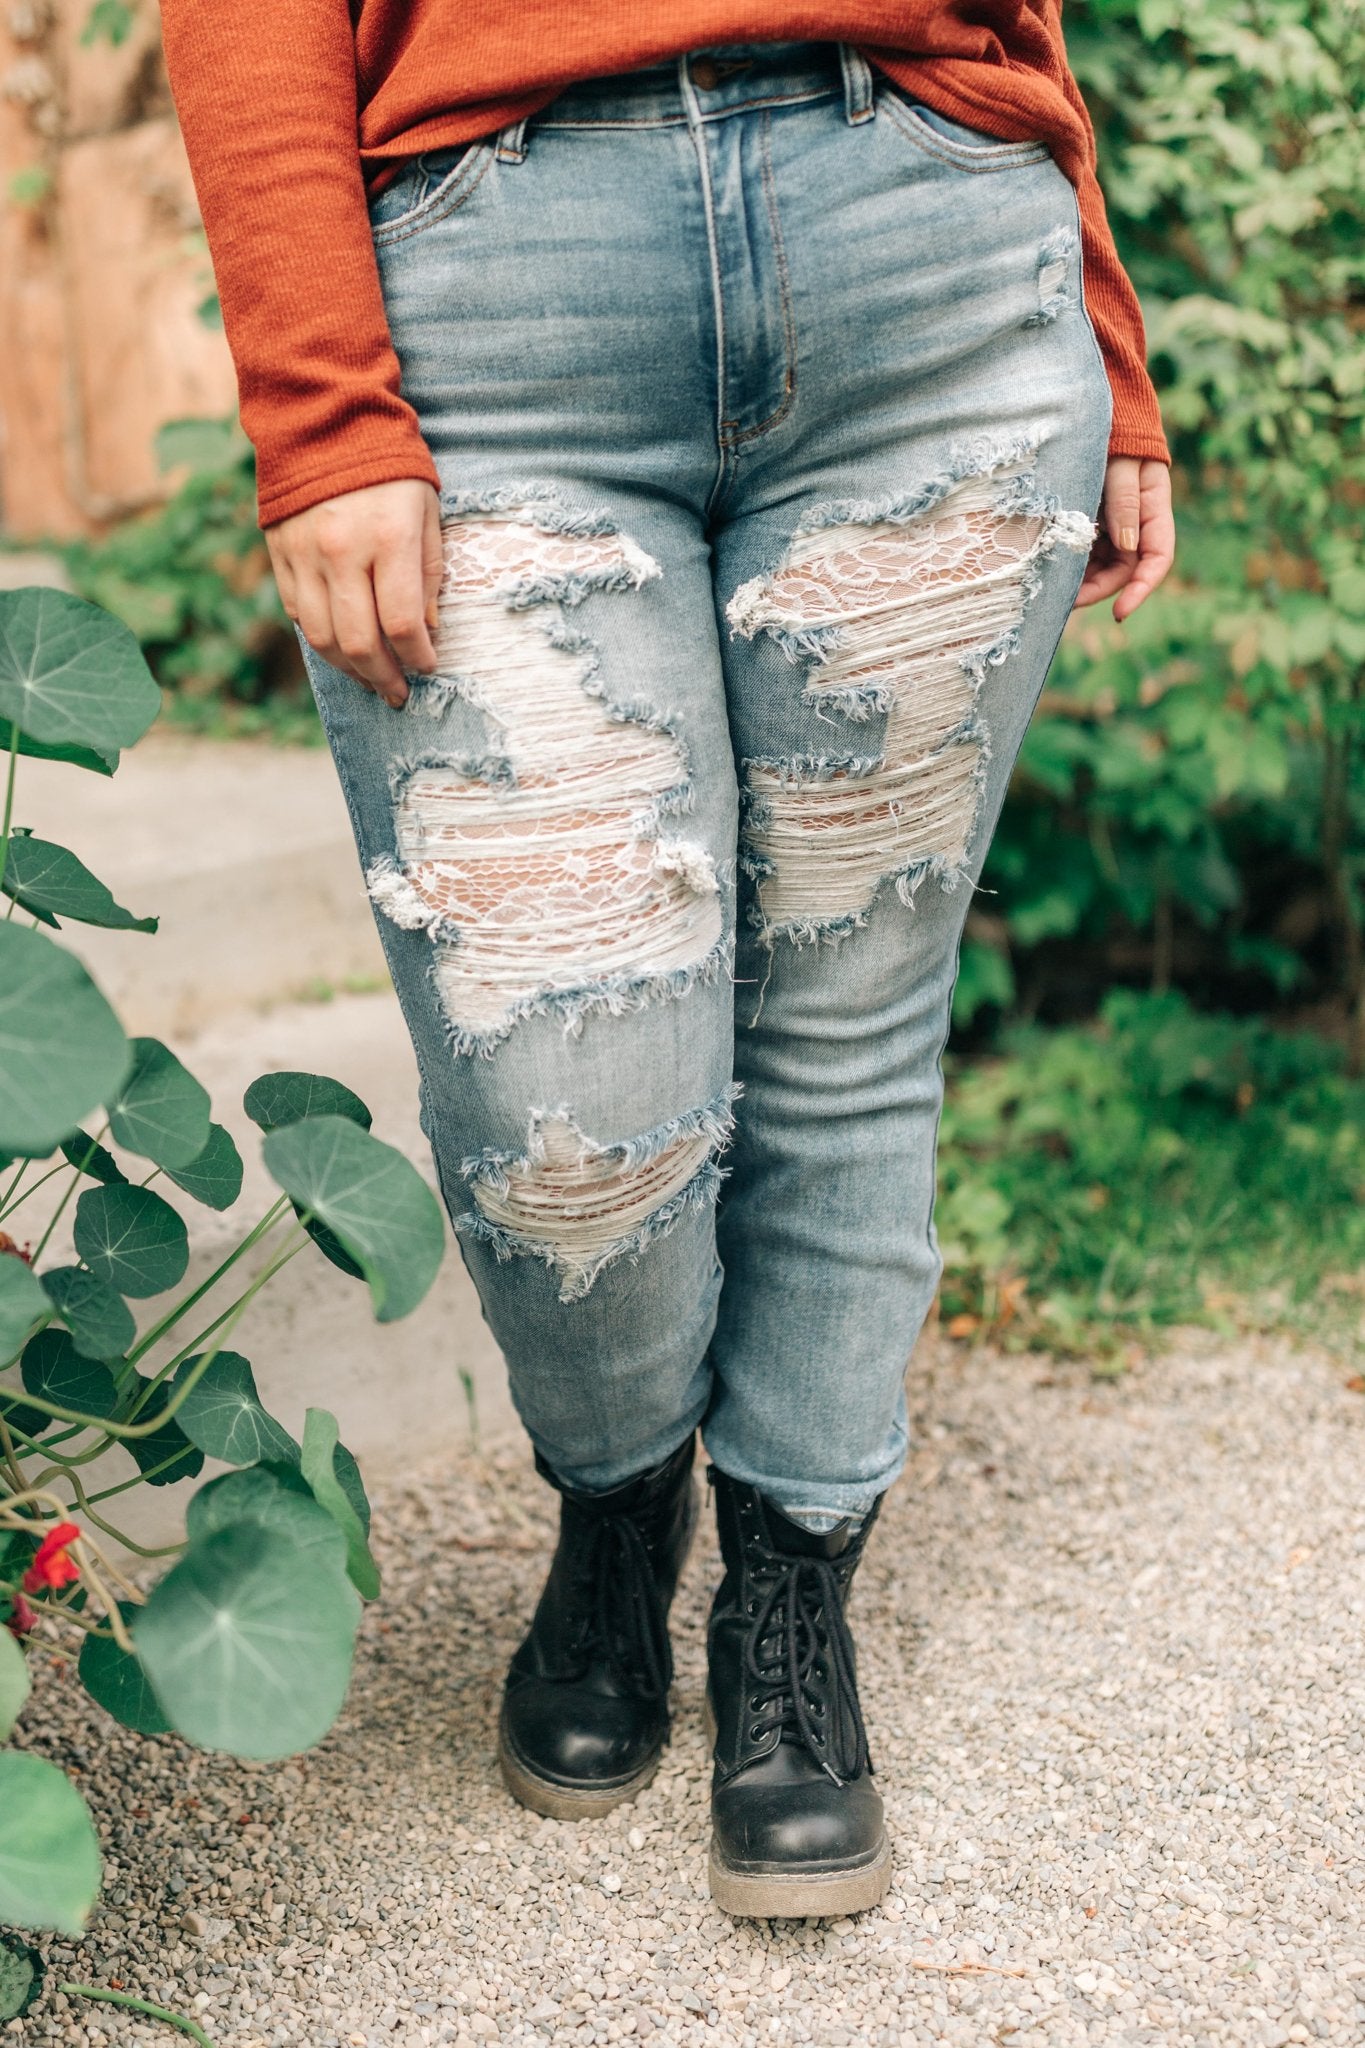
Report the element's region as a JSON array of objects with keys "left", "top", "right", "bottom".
[{"left": 256, "top": 447, "right": 443, "bottom": 531}]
